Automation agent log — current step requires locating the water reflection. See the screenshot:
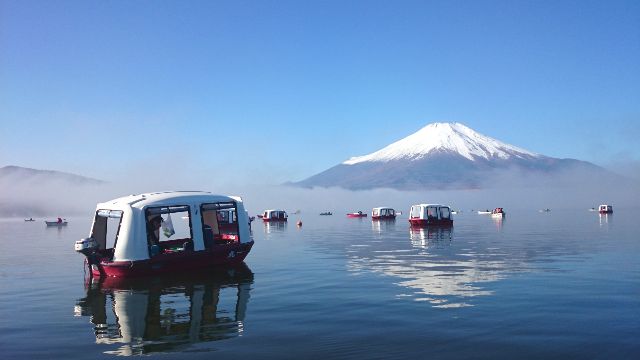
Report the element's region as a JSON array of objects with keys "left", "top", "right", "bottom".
[
  {"left": 74, "top": 263, "right": 254, "bottom": 356},
  {"left": 409, "top": 227, "right": 452, "bottom": 248},
  {"left": 263, "top": 221, "right": 287, "bottom": 233},
  {"left": 492, "top": 216, "right": 505, "bottom": 231},
  {"left": 371, "top": 218, "right": 396, "bottom": 233},
  {"left": 344, "top": 225, "right": 514, "bottom": 308},
  {"left": 599, "top": 213, "right": 612, "bottom": 228}
]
